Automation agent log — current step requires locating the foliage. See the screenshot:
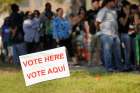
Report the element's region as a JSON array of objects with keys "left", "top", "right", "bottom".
[
  {"left": 55, "top": 0, "right": 65, "bottom": 3},
  {"left": 0, "top": 0, "right": 23, "bottom": 13}
]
